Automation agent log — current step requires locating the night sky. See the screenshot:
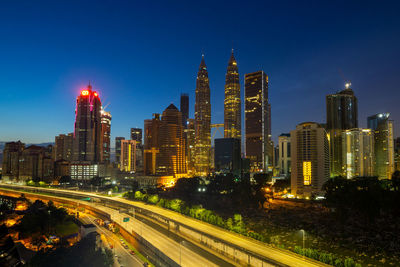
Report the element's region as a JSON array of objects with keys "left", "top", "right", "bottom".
[{"left": 1, "top": 0, "right": 399, "bottom": 145}]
